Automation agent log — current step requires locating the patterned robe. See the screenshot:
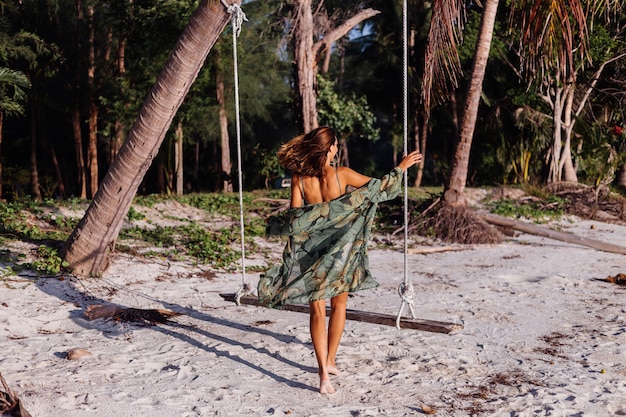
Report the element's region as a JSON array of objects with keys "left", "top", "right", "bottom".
[{"left": 257, "top": 167, "right": 404, "bottom": 308}]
